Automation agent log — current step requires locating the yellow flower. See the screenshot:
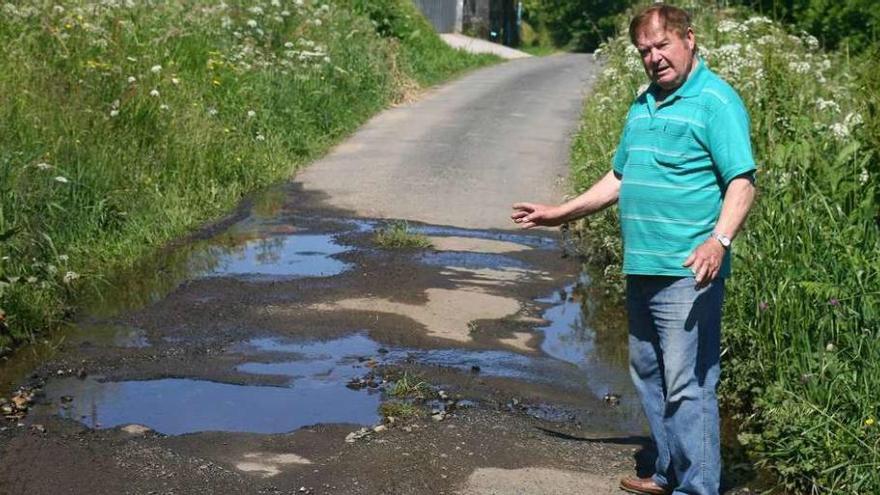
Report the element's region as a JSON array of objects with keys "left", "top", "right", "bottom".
[
  {"left": 212, "top": 79, "right": 221, "bottom": 86},
  {"left": 866, "top": 418, "right": 875, "bottom": 427}
]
